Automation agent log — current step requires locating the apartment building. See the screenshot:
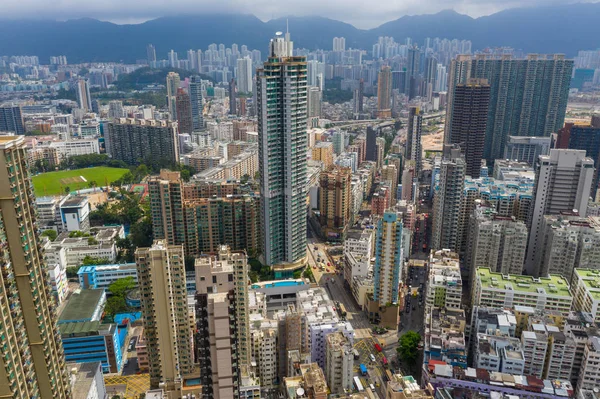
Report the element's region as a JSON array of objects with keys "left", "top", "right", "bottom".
[
  {"left": 472, "top": 268, "right": 573, "bottom": 316},
  {"left": 318, "top": 166, "right": 352, "bottom": 240},
  {"left": 324, "top": 332, "right": 353, "bottom": 394},
  {"left": 0, "top": 136, "right": 71, "bottom": 398},
  {"left": 426, "top": 250, "right": 463, "bottom": 311},
  {"left": 572, "top": 269, "right": 600, "bottom": 324}
]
